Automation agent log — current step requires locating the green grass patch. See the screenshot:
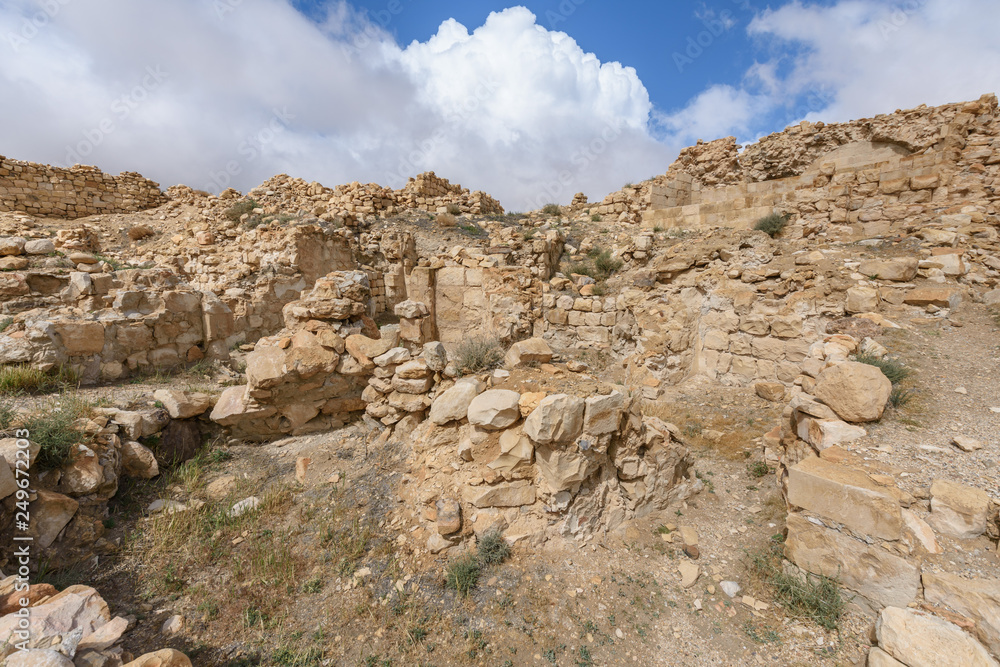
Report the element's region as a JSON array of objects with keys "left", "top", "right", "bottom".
[
  {"left": 23, "top": 394, "right": 90, "bottom": 470},
  {"left": 224, "top": 198, "right": 258, "bottom": 223},
  {"left": 0, "top": 364, "right": 77, "bottom": 395},
  {"left": 745, "top": 538, "right": 844, "bottom": 631},
  {"left": 542, "top": 203, "right": 561, "bottom": 216},
  {"left": 477, "top": 529, "right": 511, "bottom": 566},
  {"left": 564, "top": 246, "right": 623, "bottom": 283},
  {"left": 854, "top": 353, "right": 911, "bottom": 385},
  {"left": 445, "top": 553, "right": 481, "bottom": 596}
]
